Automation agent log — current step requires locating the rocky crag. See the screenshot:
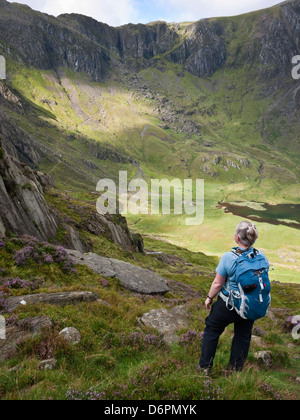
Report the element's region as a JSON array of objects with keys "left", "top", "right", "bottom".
[
  {"left": 0, "top": 0, "right": 299, "bottom": 198},
  {"left": 0, "top": 138, "right": 139, "bottom": 253},
  {"left": 0, "top": 137, "right": 58, "bottom": 241},
  {"left": 0, "top": 0, "right": 299, "bottom": 81},
  {"left": 0, "top": 0, "right": 299, "bottom": 196}
]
